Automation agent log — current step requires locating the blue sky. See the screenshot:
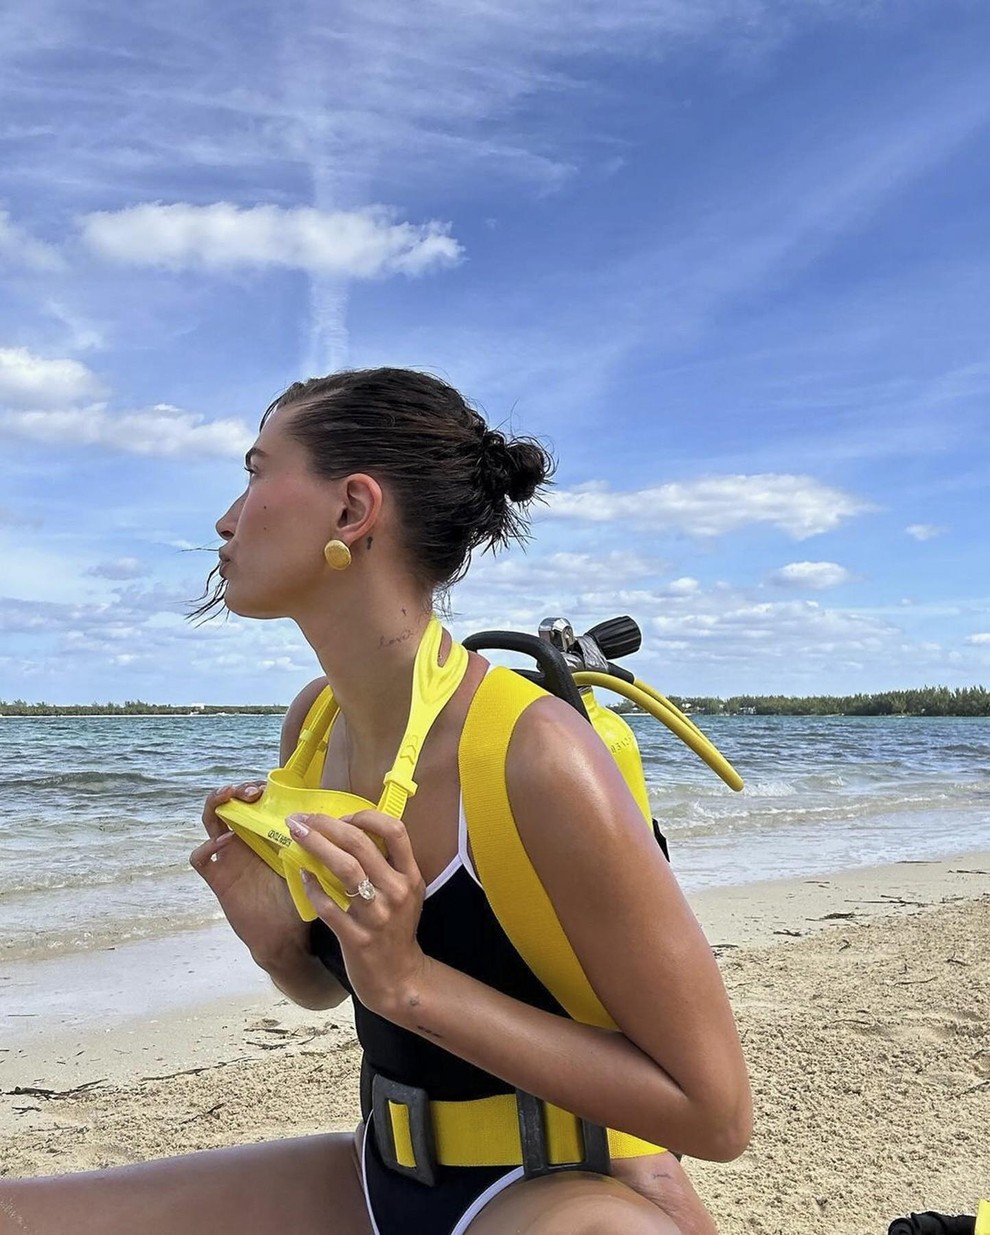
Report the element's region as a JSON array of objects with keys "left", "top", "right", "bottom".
[{"left": 2, "top": 0, "right": 989, "bottom": 704}]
